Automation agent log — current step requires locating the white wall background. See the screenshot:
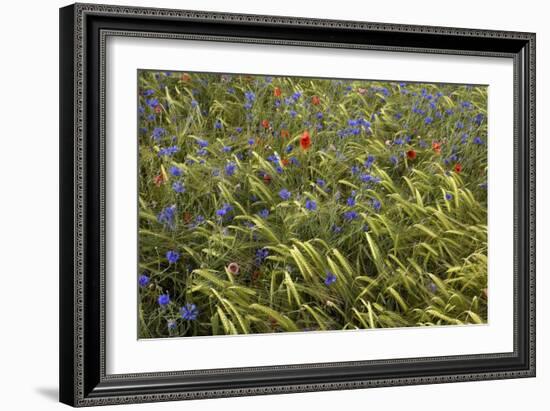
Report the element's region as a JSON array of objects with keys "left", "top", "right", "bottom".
[{"left": 0, "top": 0, "right": 544, "bottom": 409}]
